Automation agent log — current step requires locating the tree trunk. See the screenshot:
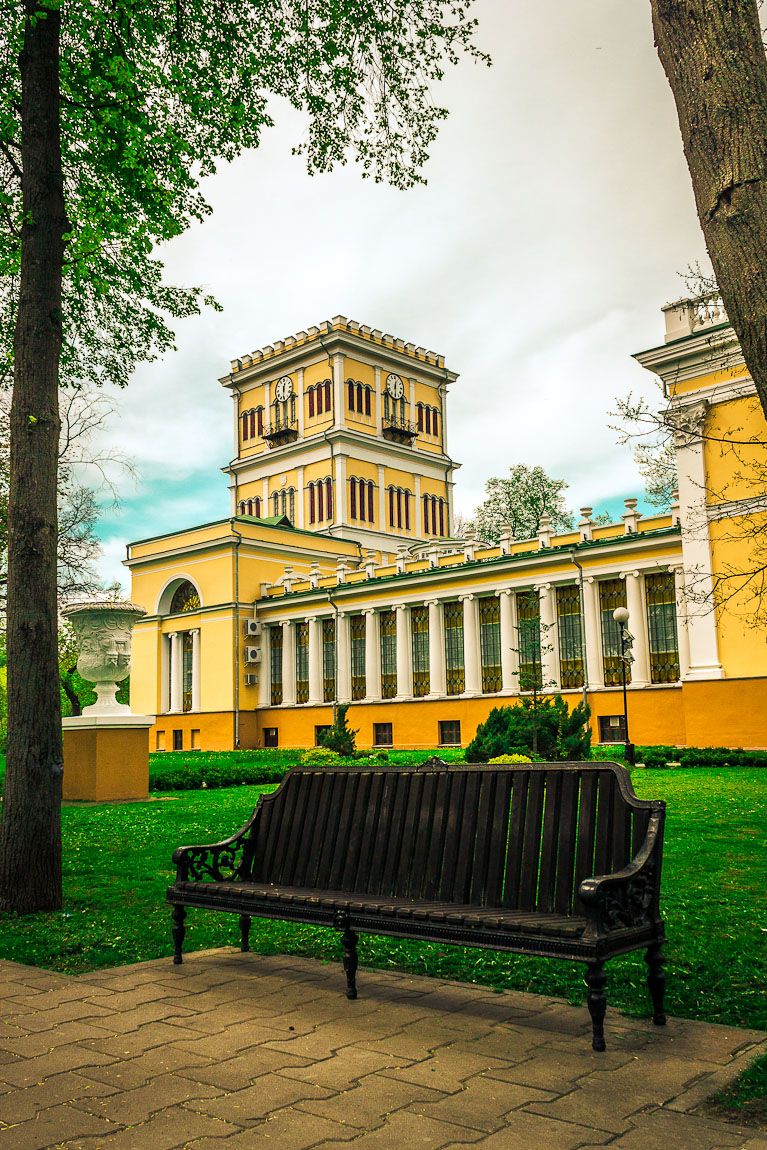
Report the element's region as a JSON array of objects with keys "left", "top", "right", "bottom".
[
  {"left": 651, "top": 0, "right": 767, "bottom": 420},
  {"left": 0, "top": 2, "right": 65, "bottom": 912}
]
